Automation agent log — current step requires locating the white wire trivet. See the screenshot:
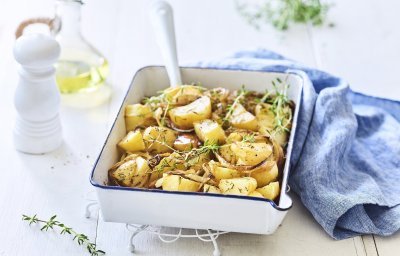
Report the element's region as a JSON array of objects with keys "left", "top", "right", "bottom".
[{"left": 84, "top": 194, "right": 227, "bottom": 256}]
